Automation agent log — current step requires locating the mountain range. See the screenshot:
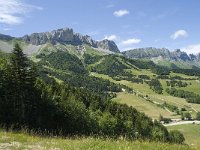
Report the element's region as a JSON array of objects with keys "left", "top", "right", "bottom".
[{"left": 0, "top": 27, "right": 200, "bottom": 69}]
